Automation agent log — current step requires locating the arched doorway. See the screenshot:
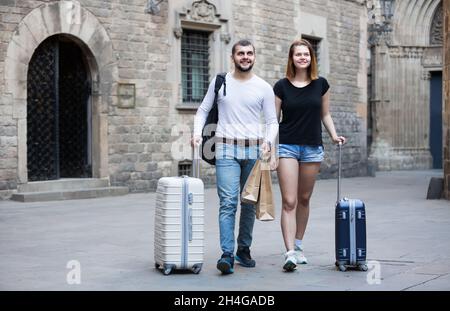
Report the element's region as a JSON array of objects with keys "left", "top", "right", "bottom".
[
  {"left": 430, "top": 71, "right": 442, "bottom": 169},
  {"left": 5, "top": 0, "right": 116, "bottom": 184},
  {"left": 27, "top": 35, "right": 92, "bottom": 181},
  {"left": 429, "top": 2, "right": 443, "bottom": 169}
]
